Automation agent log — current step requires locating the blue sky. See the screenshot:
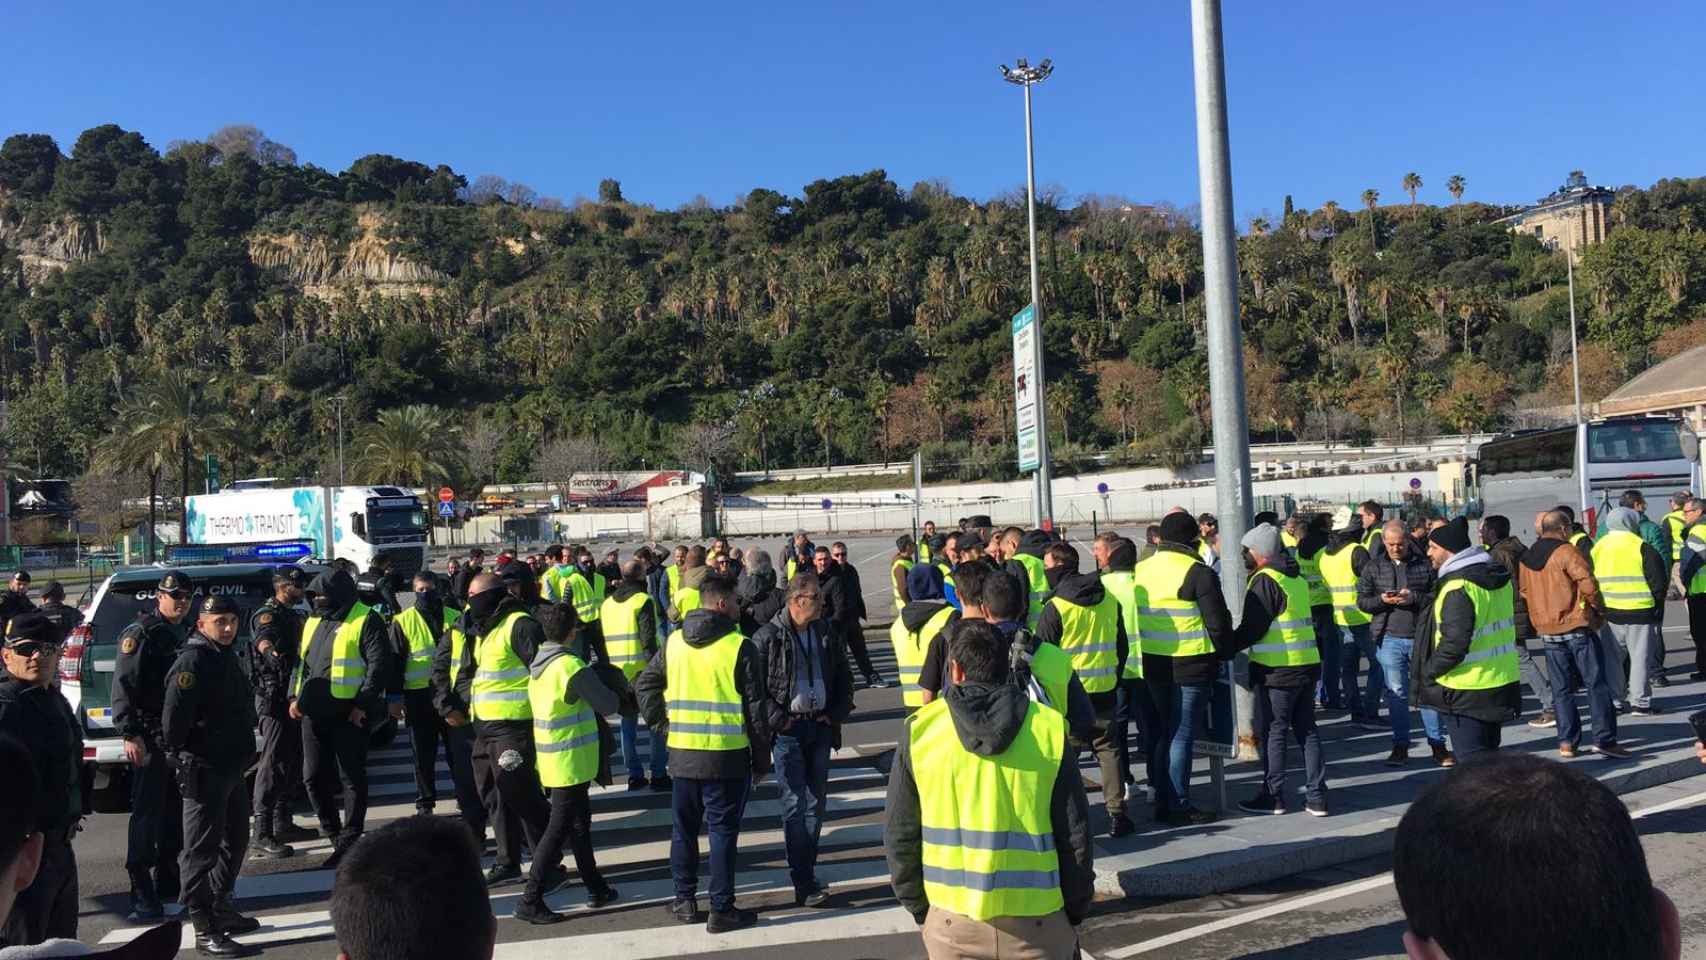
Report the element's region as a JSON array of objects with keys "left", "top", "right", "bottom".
[{"left": 3, "top": 1, "right": 1700, "bottom": 222}]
